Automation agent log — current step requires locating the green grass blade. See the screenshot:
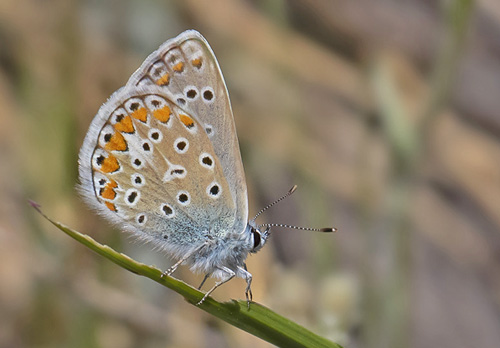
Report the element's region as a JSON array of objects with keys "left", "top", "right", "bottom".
[{"left": 31, "top": 202, "right": 343, "bottom": 348}]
